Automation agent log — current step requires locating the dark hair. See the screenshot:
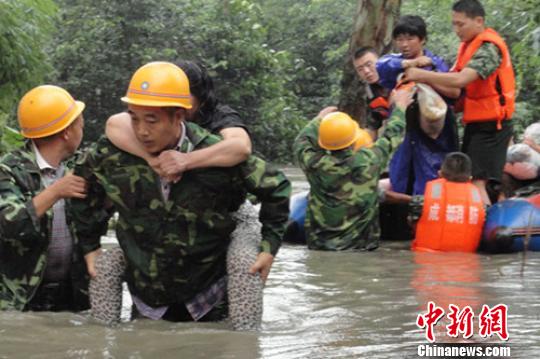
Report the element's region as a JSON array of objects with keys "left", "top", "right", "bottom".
[
  {"left": 34, "top": 116, "right": 82, "bottom": 142},
  {"left": 441, "top": 152, "right": 472, "bottom": 182},
  {"left": 392, "top": 15, "right": 427, "bottom": 40},
  {"left": 452, "top": 0, "right": 485, "bottom": 19},
  {"left": 162, "top": 106, "right": 185, "bottom": 120},
  {"left": 353, "top": 46, "right": 378, "bottom": 60},
  {"left": 176, "top": 60, "right": 218, "bottom": 120}
]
